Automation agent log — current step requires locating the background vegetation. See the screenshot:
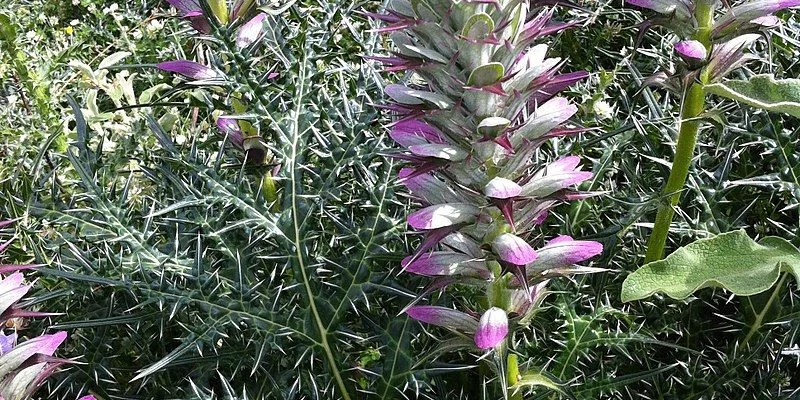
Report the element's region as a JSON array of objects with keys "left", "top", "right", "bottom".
[{"left": 1, "top": 0, "right": 798, "bottom": 398}]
